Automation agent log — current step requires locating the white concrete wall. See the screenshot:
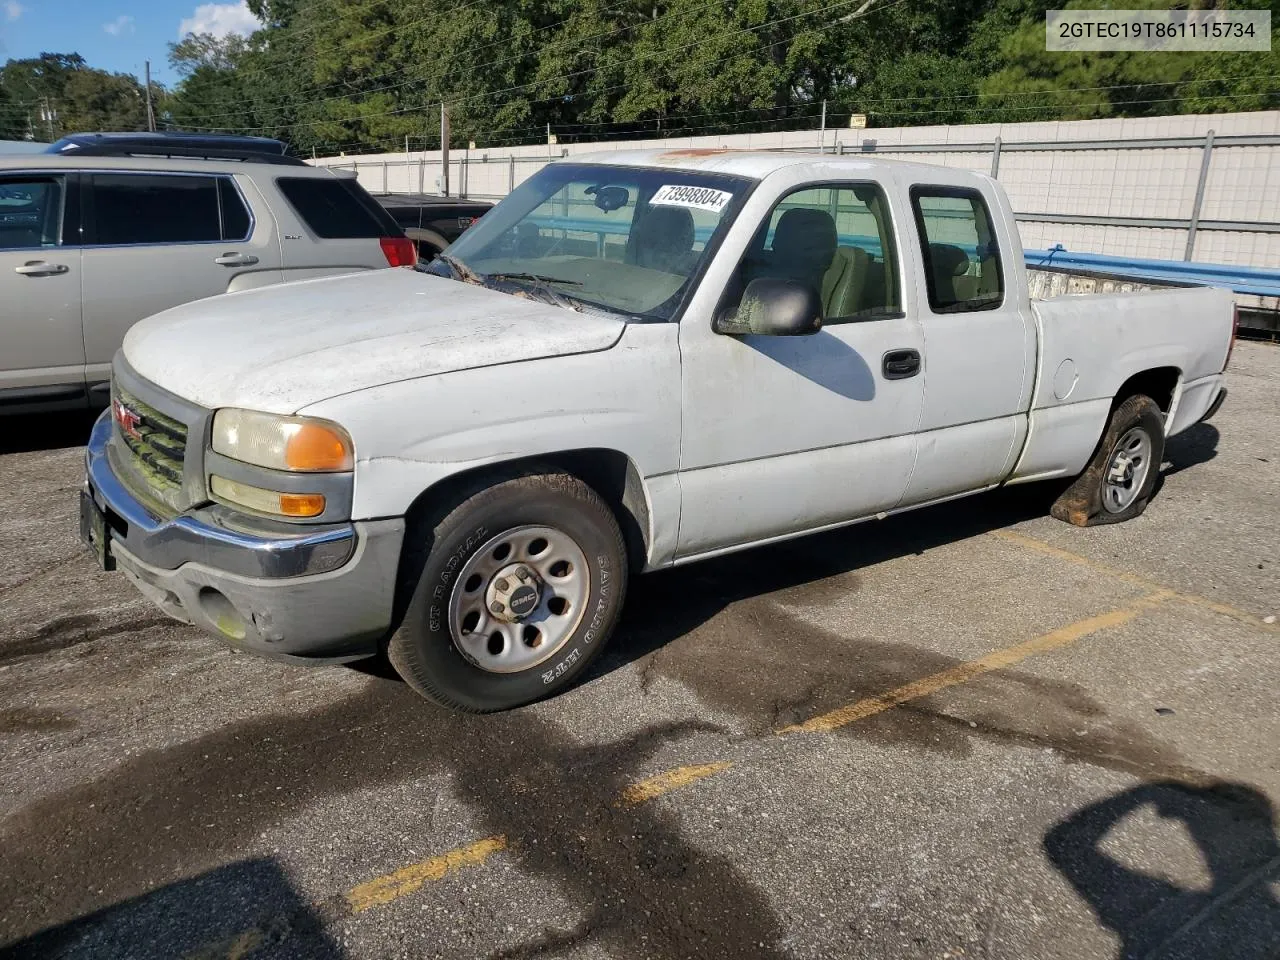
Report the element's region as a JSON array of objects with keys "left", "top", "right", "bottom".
[{"left": 314, "top": 111, "right": 1280, "bottom": 269}]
